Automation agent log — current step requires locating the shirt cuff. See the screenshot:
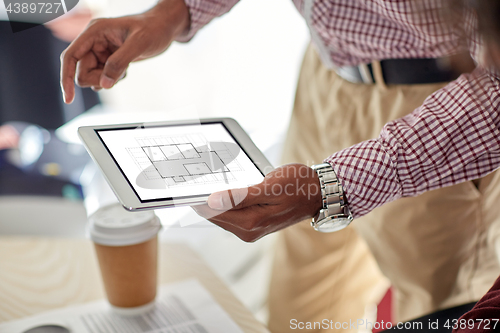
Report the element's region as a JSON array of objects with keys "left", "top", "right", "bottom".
[{"left": 324, "top": 139, "right": 402, "bottom": 219}]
